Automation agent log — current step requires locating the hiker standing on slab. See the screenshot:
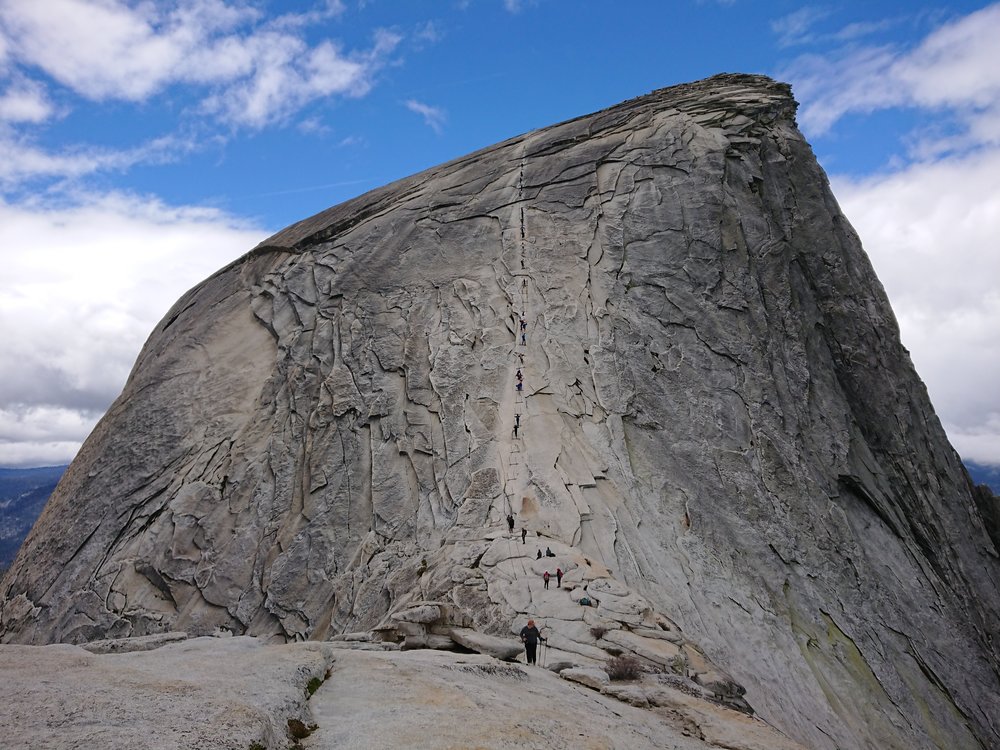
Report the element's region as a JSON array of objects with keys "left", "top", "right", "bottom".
[
  {"left": 520, "top": 619, "right": 545, "bottom": 665},
  {"left": 507, "top": 514, "right": 515, "bottom": 533}
]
